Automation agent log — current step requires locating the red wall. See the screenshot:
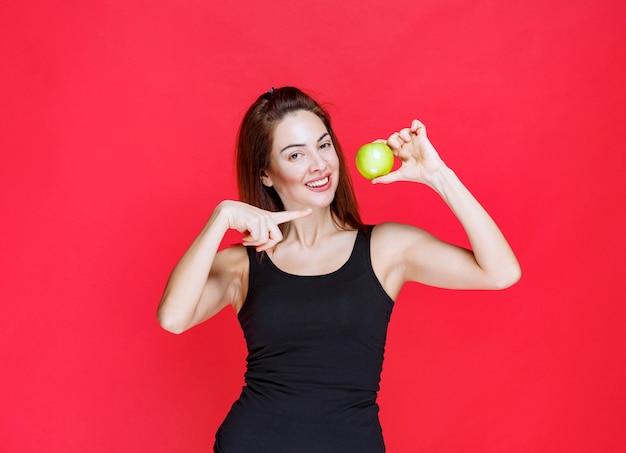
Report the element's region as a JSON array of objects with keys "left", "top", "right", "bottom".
[{"left": 2, "top": 0, "right": 625, "bottom": 451}]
